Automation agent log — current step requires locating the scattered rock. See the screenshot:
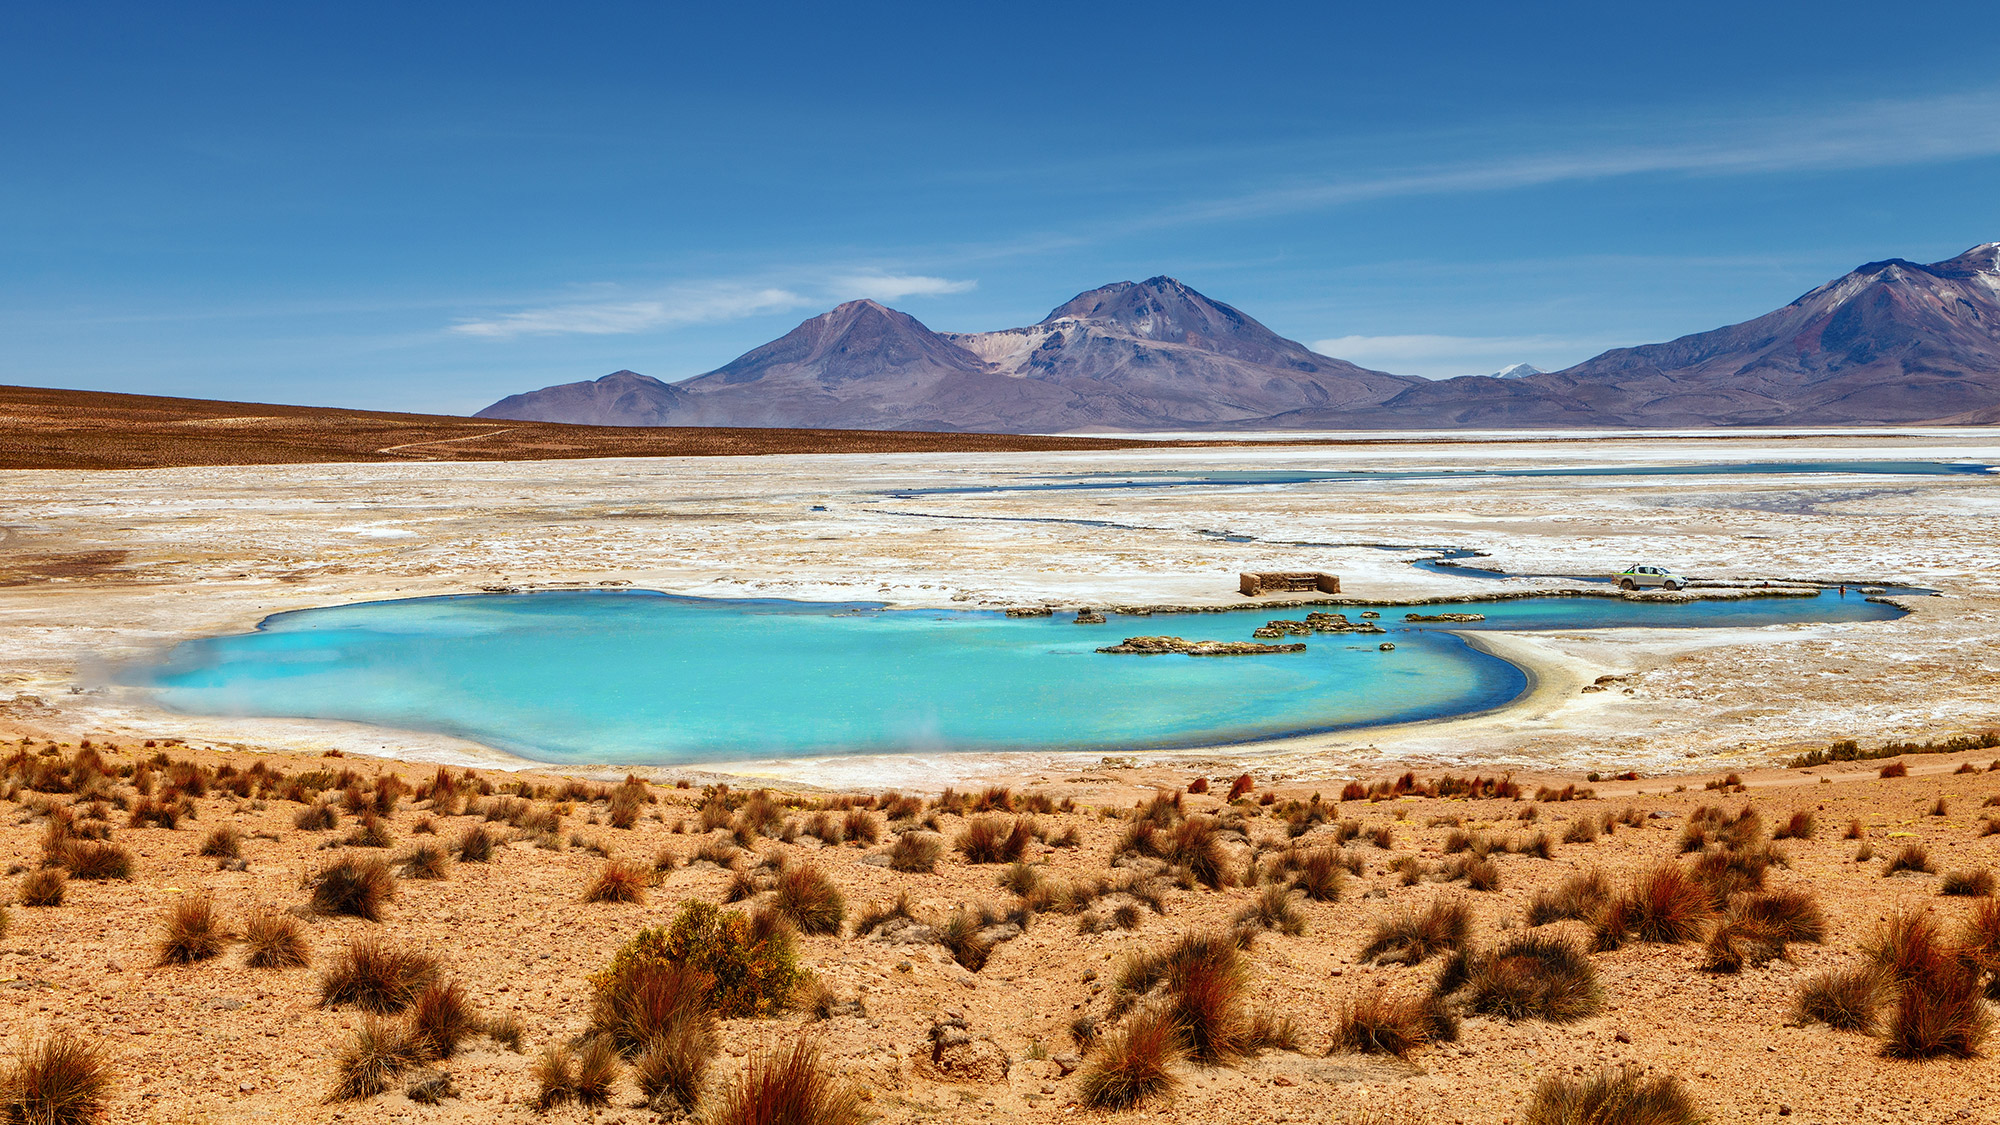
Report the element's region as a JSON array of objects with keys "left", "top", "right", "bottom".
[
  {"left": 1052, "top": 1052, "right": 1081, "bottom": 1076},
  {"left": 1097, "top": 636, "right": 1306, "bottom": 656},
  {"left": 1073, "top": 609, "right": 1106, "bottom": 625},
  {"left": 1379, "top": 642, "right": 1395, "bottom": 651},
  {"left": 923, "top": 1015, "right": 1011, "bottom": 1083},
  {"left": 407, "top": 1071, "right": 457, "bottom": 1105},
  {"left": 1404, "top": 612, "right": 1486, "bottom": 622}
]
